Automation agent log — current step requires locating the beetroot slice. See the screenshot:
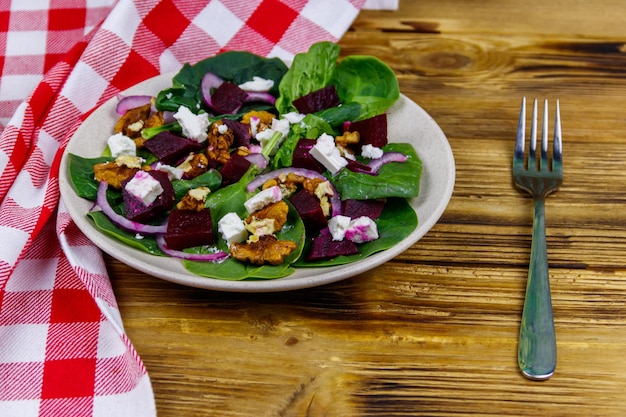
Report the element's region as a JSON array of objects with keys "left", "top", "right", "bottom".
[
  {"left": 306, "top": 228, "right": 359, "bottom": 261},
  {"left": 210, "top": 82, "right": 248, "bottom": 114},
  {"left": 122, "top": 170, "right": 175, "bottom": 223},
  {"left": 222, "top": 118, "right": 251, "bottom": 147},
  {"left": 165, "top": 208, "right": 214, "bottom": 250},
  {"left": 144, "top": 131, "right": 202, "bottom": 164},
  {"left": 291, "top": 139, "right": 325, "bottom": 173},
  {"left": 346, "top": 113, "right": 388, "bottom": 148},
  {"left": 342, "top": 199, "right": 386, "bottom": 220},
  {"left": 293, "top": 85, "right": 341, "bottom": 114},
  {"left": 289, "top": 188, "right": 327, "bottom": 233},
  {"left": 220, "top": 153, "right": 252, "bottom": 186}
]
